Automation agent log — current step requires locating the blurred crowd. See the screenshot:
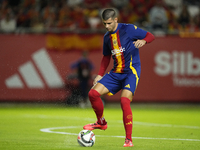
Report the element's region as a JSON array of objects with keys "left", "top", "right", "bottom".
[{"left": 0, "top": 0, "right": 200, "bottom": 34}]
